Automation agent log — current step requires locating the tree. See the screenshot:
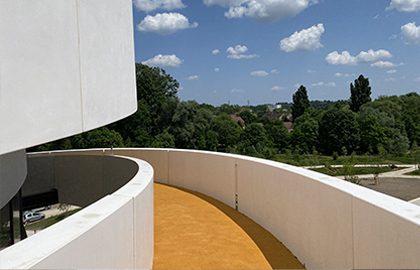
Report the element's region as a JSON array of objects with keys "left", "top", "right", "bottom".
[
  {"left": 169, "top": 101, "right": 213, "bottom": 149},
  {"left": 240, "top": 123, "right": 267, "bottom": 150},
  {"left": 318, "top": 107, "right": 360, "bottom": 155},
  {"left": 214, "top": 113, "right": 242, "bottom": 150},
  {"left": 291, "top": 118, "right": 319, "bottom": 154},
  {"left": 238, "top": 110, "right": 257, "bottom": 125},
  {"left": 291, "top": 85, "right": 310, "bottom": 121},
  {"left": 360, "top": 115, "right": 389, "bottom": 153},
  {"left": 350, "top": 74, "right": 371, "bottom": 112}
]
